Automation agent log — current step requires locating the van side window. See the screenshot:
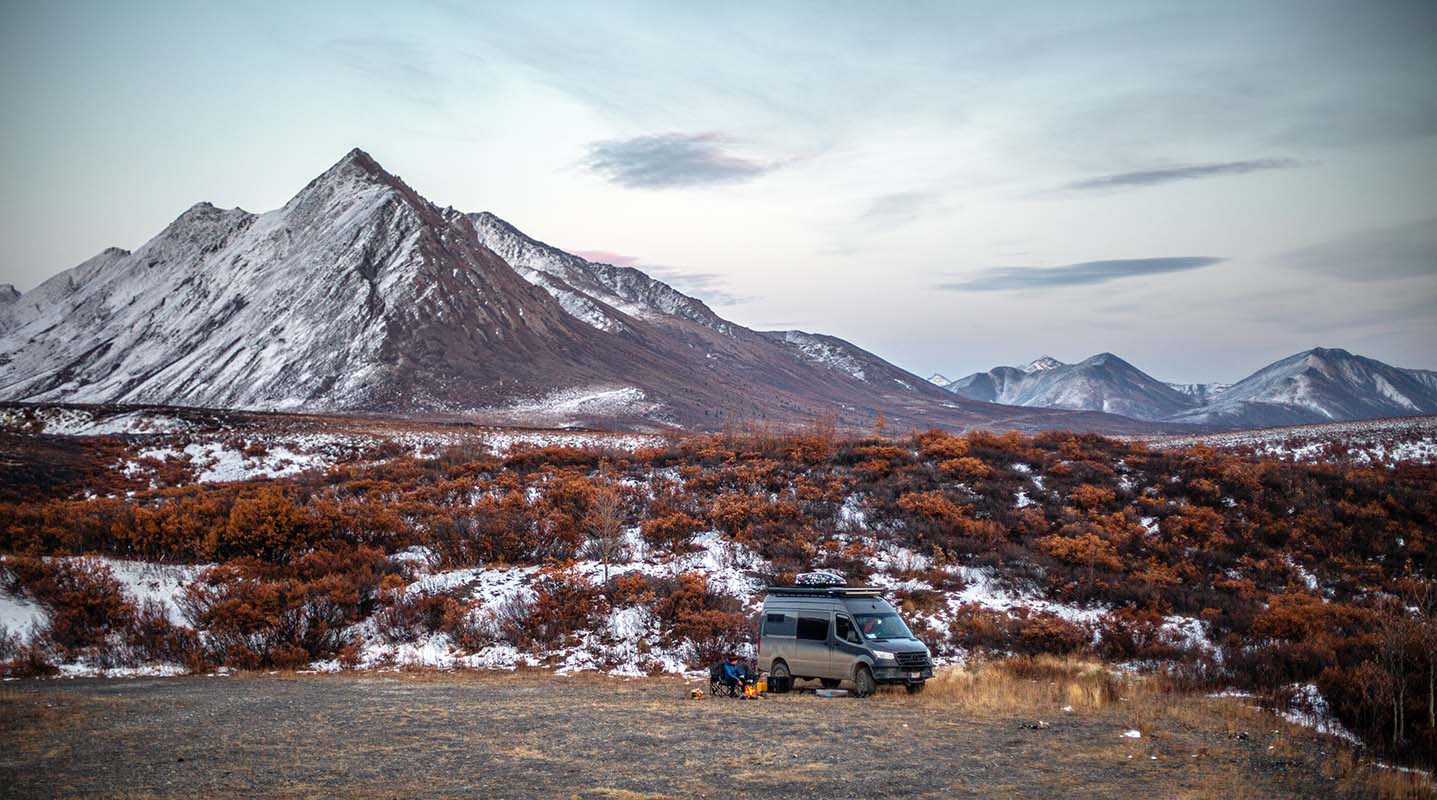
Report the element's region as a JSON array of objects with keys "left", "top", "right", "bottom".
[
  {"left": 834, "top": 614, "right": 859, "bottom": 644},
  {"left": 764, "top": 613, "right": 796, "bottom": 637},
  {"left": 796, "top": 616, "right": 829, "bottom": 641}
]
